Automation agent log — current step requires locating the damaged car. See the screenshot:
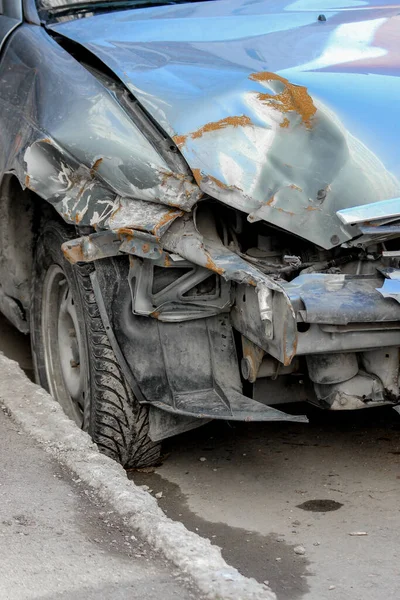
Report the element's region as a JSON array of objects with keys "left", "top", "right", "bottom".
[{"left": 0, "top": 0, "right": 399, "bottom": 467}]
